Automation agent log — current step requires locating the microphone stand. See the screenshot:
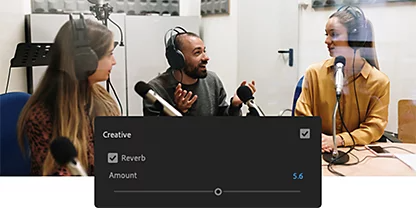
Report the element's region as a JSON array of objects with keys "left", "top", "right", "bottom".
[
  {"left": 323, "top": 95, "right": 349, "bottom": 164},
  {"left": 89, "top": 3, "right": 113, "bottom": 92},
  {"left": 89, "top": 2, "right": 125, "bottom": 115},
  {"left": 246, "top": 107, "right": 260, "bottom": 116},
  {"left": 246, "top": 106, "right": 264, "bottom": 117}
]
